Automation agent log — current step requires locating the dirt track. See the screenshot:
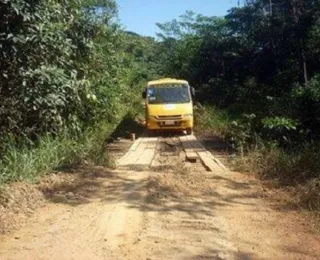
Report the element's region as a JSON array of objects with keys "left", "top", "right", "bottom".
[{"left": 0, "top": 134, "right": 319, "bottom": 260}]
